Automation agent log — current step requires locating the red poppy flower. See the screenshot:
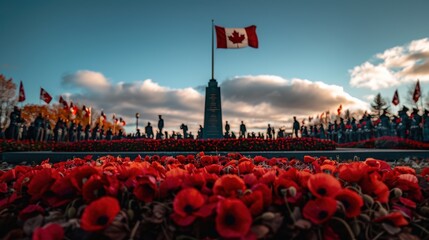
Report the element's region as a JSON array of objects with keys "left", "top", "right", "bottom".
[
  {"left": 18, "top": 204, "right": 45, "bottom": 221},
  {"left": 259, "top": 171, "right": 276, "bottom": 186},
  {"left": 364, "top": 158, "right": 391, "bottom": 172},
  {"left": 335, "top": 188, "right": 363, "bottom": 218},
  {"left": 171, "top": 188, "right": 214, "bottom": 226},
  {"left": 338, "top": 162, "right": 368, "bottom": 183},
  {"left": 273, "top": 177, "right": 301, "bottom": 204},
  {"left": 33, "top": 223, "right": 64, "bottom": 240},
  {"left": 304, "top": 155, "right": 316, "bottom": 163},
  {"left": 27, "top": 168, "right": 60, "bottom": 201},
  {"left": 216, "top": 198, "right": 252, "bottom": 238},
  {"left": 395, "top": 175, "right": 423, "bottom": 202},
  {"left": 201, "top": 155, "right": 216, "bottom": 166},
  {"left": 82, "top": 174, "right": 104, "bottom": 202},
  {"left": 238, "top": 161, "right": 254, "bottom": 174},
  {"left": 320, "top": 164, "right": 336, "bottom": 173},
  {"left": 213, "top": 175, "right": 245, "bottom": 198},
  {"left": 394, "top": 166, "right": 416, "bottom": 175},
  {"left": 204, "top": 164, "right": 223, "bottom": 174},
  {"left": 81, "top": 196, "right": 120, "bottom": 232},
  {"left": 253, "top": 156, "right": 267, "bottom": 164},
  {"left": 241, "top": 190, "right": 264, "bottom": 216},
  {"left": 133, "top": 175, "right": 158, "bottom": 202},
  {"left": 251, "top": 183, "right": 272, "bottom": 208},
  {"left": 303, "top": 197, "right": 337, "bottom": 224},
  {"left": 69, "top": 166, "right": 99, "bottom": 192},
  {"left": 307, "top": 173, "right": 342, "bottom": 198},
  {"left": 360, "top": 172, "right": 389, "bottom": 203},
  {"left": 183, "top": 173, "right": 206, "bottom": 190},
  {"left": 374, "top": 211, "right": 408, "bottom": 227}
]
